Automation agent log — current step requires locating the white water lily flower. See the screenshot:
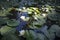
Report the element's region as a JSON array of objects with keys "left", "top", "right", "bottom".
[
  {"left": 19, "top": 30, "right": 25, "bottom": 36},
  {"left": 45, "top": 8, "right": 49, "bottom": 12},
  {"left": 34, "top": 12, "right": 37, "bottom": 15},
  {"left": 18, "top": 9, "right": 22, "bottom": 11},
  {"left": 28, "top": 12, "right": 32, "bottom": 14},
  {"left": 20, "top": 16, "right": 30, "bottom": 21},
  {"left": 33, "top": 15, "right": 38, "bottom": 20},
  {"left": 34, "top": 17, "right": 38, "bottom": 20},
  {"left": 42, "top": 14, "right": 46, "bottom": 17},
  {"left": 23, "top": 7, "right": 26, "bottom": 10},
  {"left": 27, "top": 8, "right": 30, "bottom": 10},
  {"left": 42, "top": 8, "right": 49, "bottom": 12},
  {"left": 2, "top": 7, "right": 4, "bottom": 10},
  {"left": 33, "top": 8, "right": 37, "bottom": 10},
  {"left": 20, "top": 16, "right": 25, "bottom": 20}
]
